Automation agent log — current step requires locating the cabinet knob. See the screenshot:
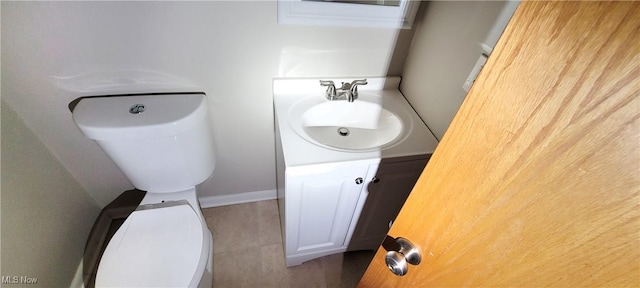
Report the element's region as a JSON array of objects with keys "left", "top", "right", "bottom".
[
  {"left": 371, "top": 177, "right": 380, "bottom": 184},
  {"left": 355, "top": 177, "right": 364, "bottom": 184}
]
